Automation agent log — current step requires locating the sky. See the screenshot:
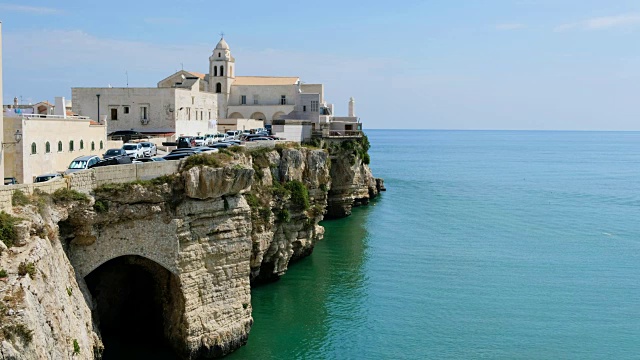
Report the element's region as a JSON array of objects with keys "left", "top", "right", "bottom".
[{"left": 1, "top": 0, "right": 640, "bottom": 130}]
